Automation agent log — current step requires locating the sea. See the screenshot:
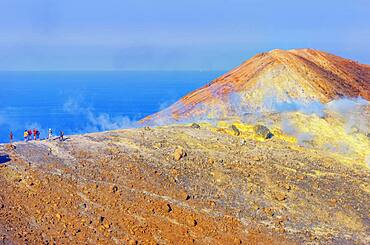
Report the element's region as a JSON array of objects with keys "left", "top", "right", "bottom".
[{"left": 0, "top": 71, "right": 223, "bottom": 143}]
